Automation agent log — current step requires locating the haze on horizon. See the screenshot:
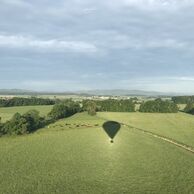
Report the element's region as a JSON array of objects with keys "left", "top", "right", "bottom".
[{"left": 1, "top": 0, "right": 194, "bottom": 93}]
